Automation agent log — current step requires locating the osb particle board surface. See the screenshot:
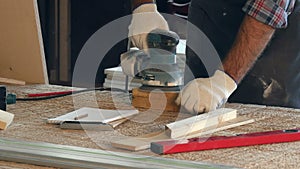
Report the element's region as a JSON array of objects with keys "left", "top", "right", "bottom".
[
  {"left": 0, "top": 161, "right": 57, "bottom": 169},
  {"left": 1, "top": 85, "right": 300, "bottom": 169}
]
